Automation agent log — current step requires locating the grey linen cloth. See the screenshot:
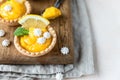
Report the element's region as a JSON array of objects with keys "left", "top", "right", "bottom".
[{"left": 0, "top": 0, "right": 94, "bottom": 79}]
